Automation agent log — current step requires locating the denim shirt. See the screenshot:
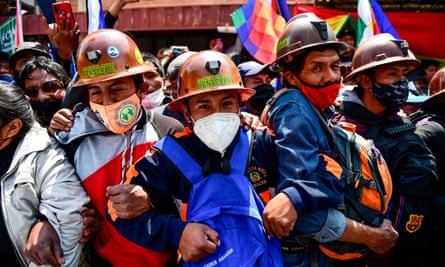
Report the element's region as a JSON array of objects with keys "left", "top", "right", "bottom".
[{"left": 266, "top": 89, "right": 344, "bottom": 217}]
